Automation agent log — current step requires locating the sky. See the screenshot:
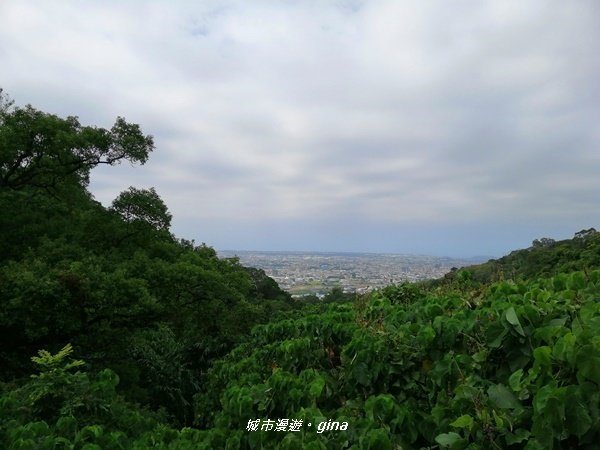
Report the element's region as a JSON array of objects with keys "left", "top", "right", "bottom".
[{"left": 1, "top": 0, "right": 599, "bottom": 257}]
